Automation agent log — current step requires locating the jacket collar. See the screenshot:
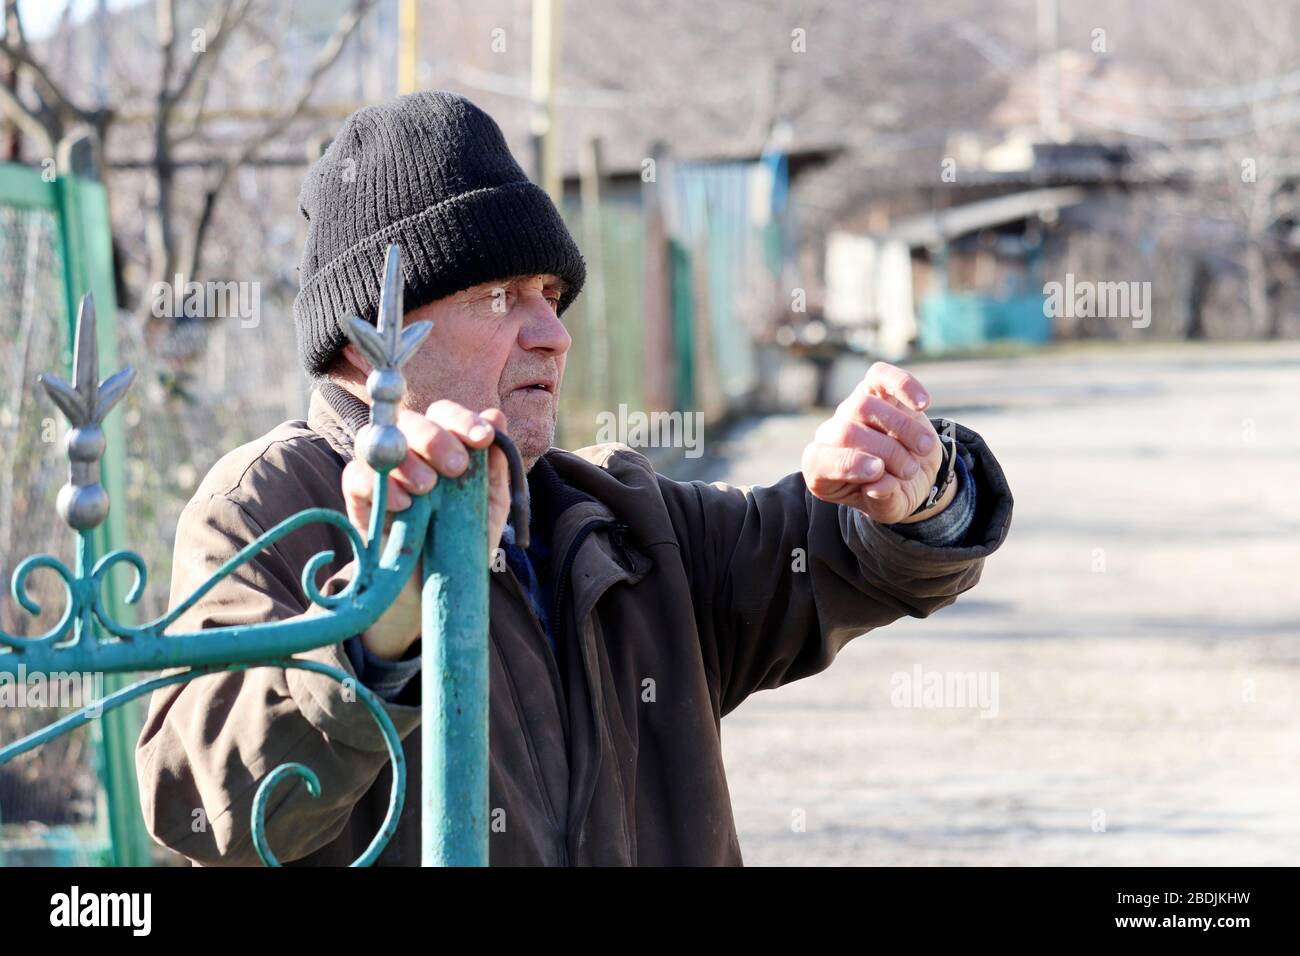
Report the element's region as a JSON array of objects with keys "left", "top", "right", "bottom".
[
  {"left": 309, "top": 380, "right": 368, "bottom": 462},
  {"left": 525, "top": 454, "right": 600, "bottom": 552}
]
